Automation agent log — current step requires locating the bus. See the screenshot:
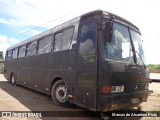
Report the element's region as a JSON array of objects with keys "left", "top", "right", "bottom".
[{"left": 4, "top": 10, "right": 149, "bottom": 111}]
